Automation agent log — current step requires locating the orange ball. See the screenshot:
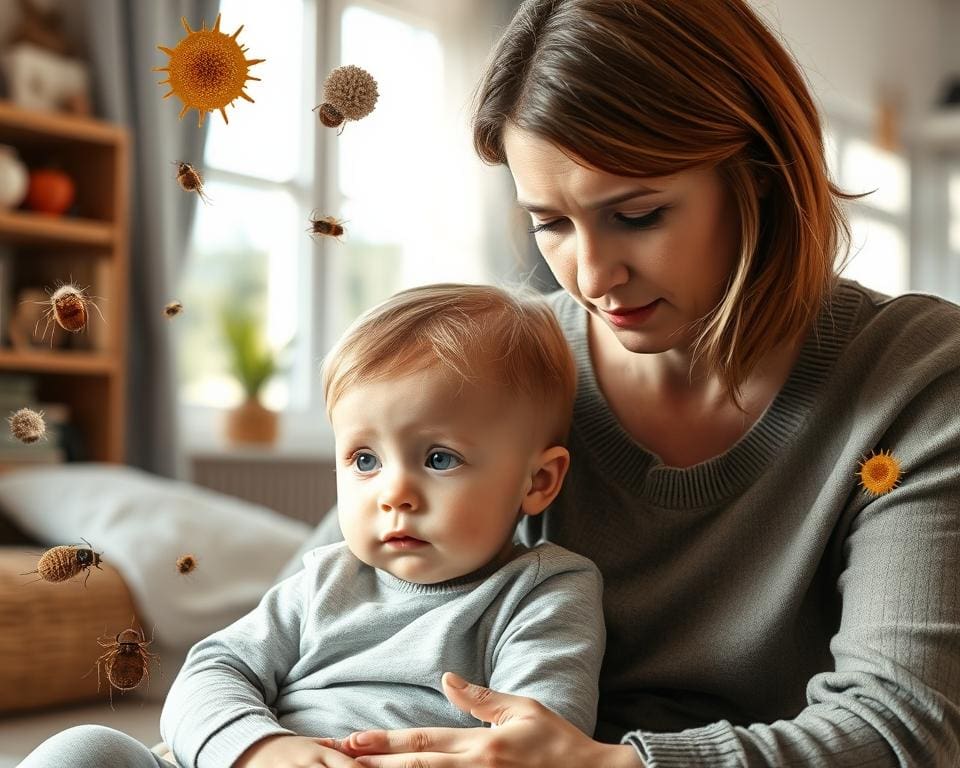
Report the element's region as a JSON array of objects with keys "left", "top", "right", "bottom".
[{"left": 25, "top": 168, "right": 75, "bottom": 215}]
